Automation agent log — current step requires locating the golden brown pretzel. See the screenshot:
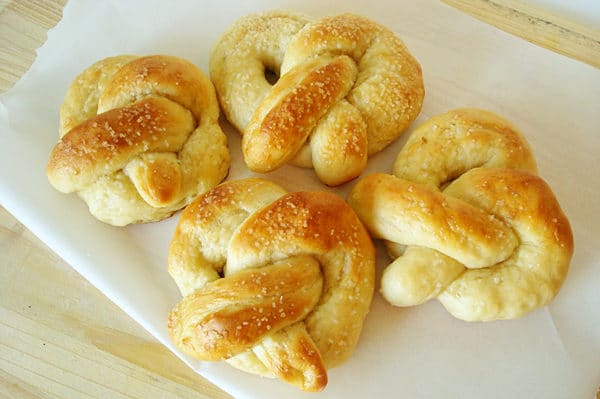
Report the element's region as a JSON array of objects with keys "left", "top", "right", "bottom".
[
  {"left": 210, "top": 11, "right": 424, "bottom": 185},
  {"left": 46, "top": 55, "right": 230, "bottom": 226},
  {"left": 167, "top": 178, "right": 375, "bottom": 391},
  {"left": 348, "top": 109, "right": 573, "bottom": 321}
]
